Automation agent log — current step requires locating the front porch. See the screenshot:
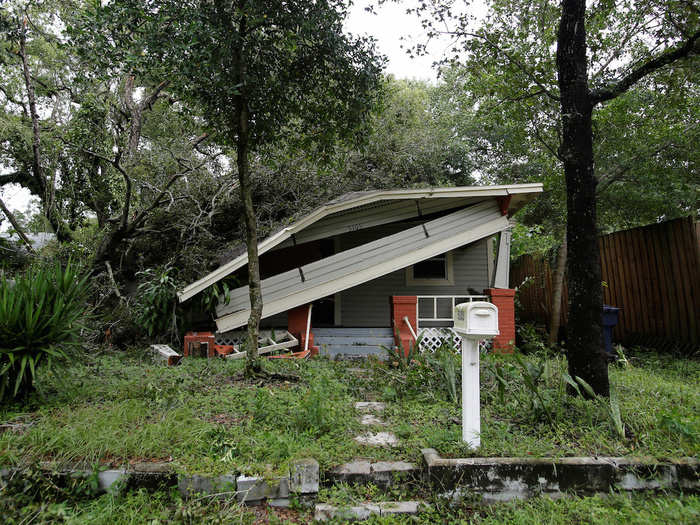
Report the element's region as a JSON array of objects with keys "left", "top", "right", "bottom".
[{"left": 210, "top": 290, "right": 516, "bottom": 359}]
